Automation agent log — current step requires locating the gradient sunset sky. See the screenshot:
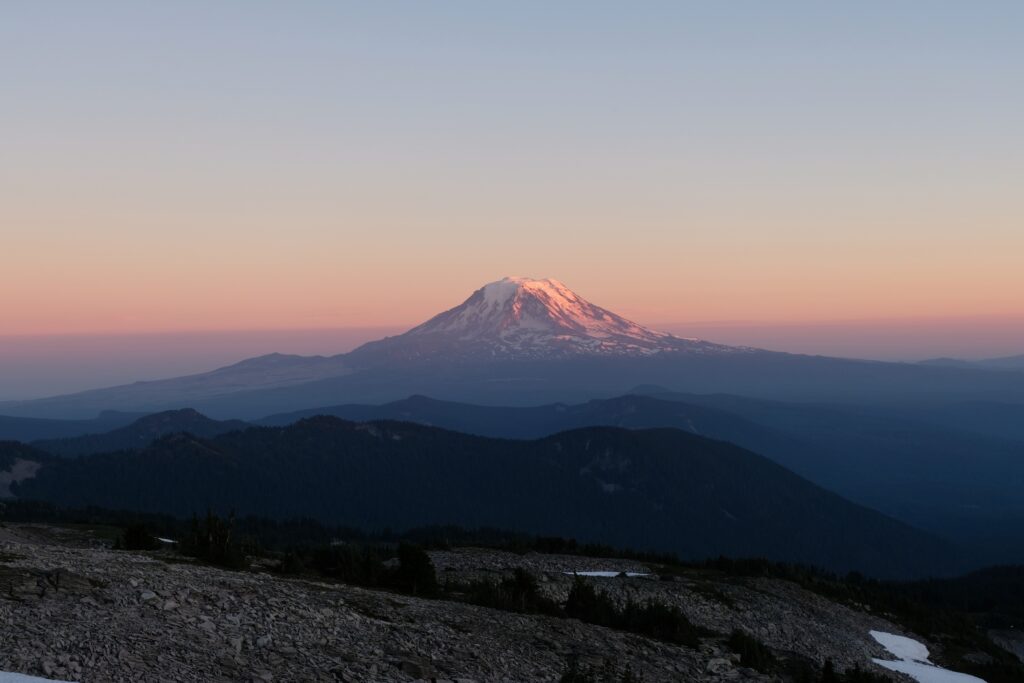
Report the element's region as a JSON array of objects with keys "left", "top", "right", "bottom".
[{"left": 2, "top": 3, "right": 1023, "bottom": 381}]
